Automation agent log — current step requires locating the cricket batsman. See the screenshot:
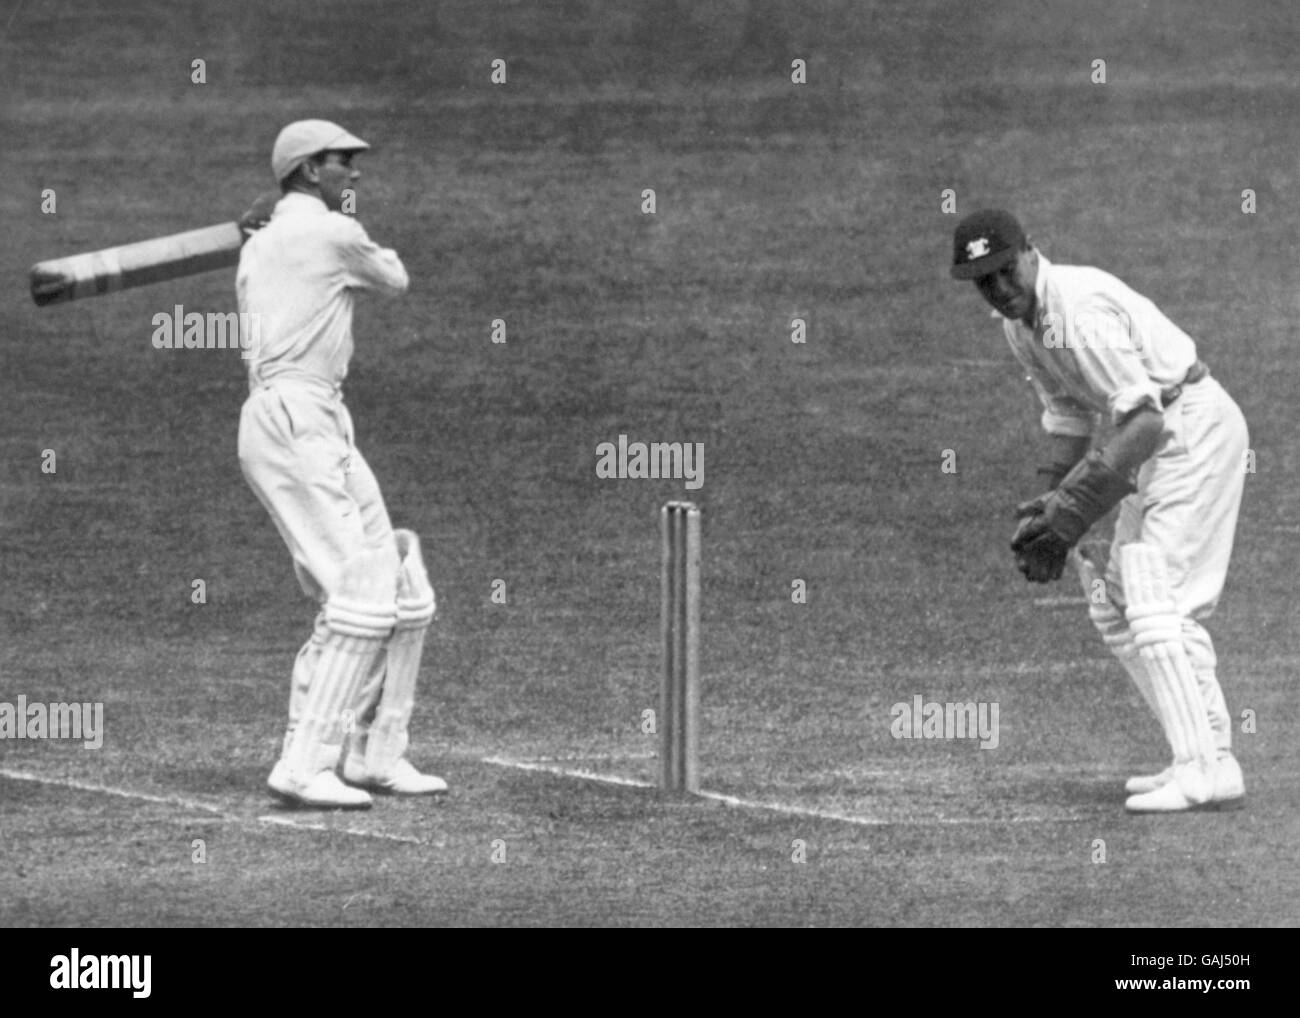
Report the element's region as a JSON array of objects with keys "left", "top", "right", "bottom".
[
  {"left": 951, "top": 209, "right": 1248, "bottom": 813},
  {"left": 236, "top": 119, "right": 447, "bottom": 808}
]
